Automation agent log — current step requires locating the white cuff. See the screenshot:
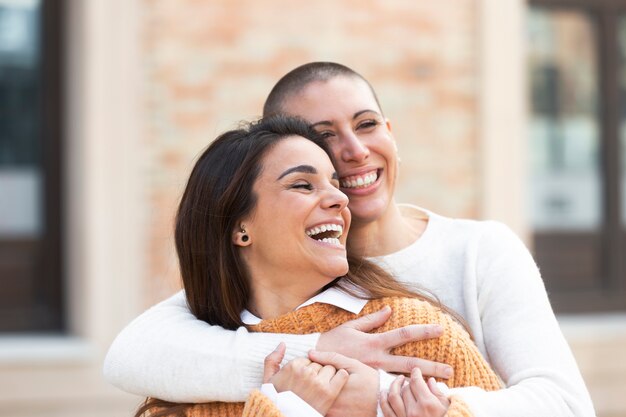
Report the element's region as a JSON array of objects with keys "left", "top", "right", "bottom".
[
  {"left": 377, "top": 370, "right": 397, "bottom": 417},
  {"left": 435, "top": 381, "right": 450, "bottom": 396},
  {"left": 241, "top": 333, "right": 320, "bottom": 394},
  {"left": 260, "top": 383, "right": 322, "bottom": 417},
  {"left": 378, "top": 369, "right": 398, "bottom": 392}
]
